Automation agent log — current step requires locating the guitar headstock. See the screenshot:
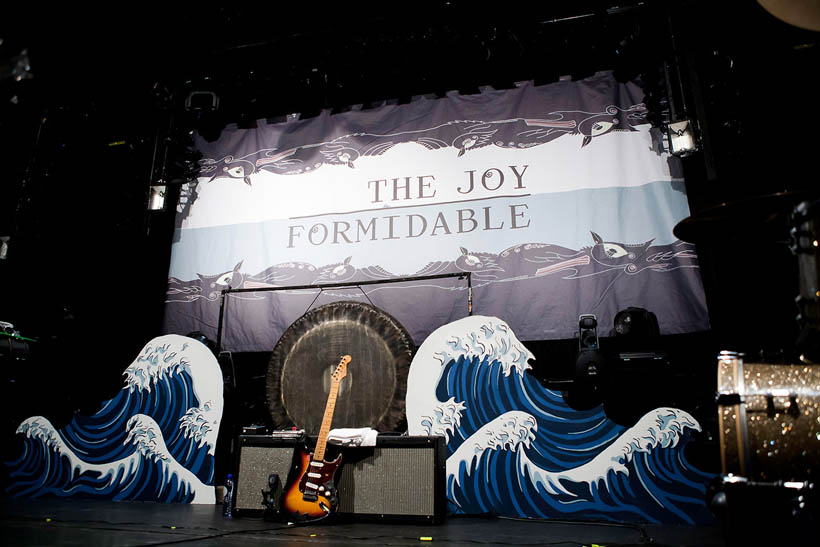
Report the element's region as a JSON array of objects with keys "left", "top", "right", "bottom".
[{"left": 332, "top": 355, "right": 350, "bottom": 382}]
